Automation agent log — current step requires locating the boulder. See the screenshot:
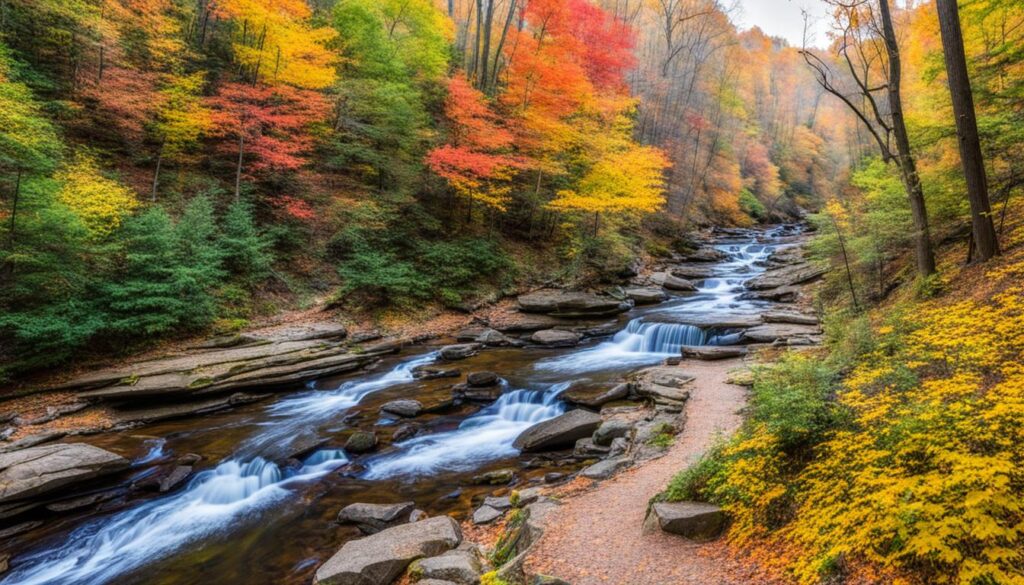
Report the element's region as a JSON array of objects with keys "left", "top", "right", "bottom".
[
  {"left": 661, "top": 274, "right": 697, "bottom": 292},
  {"left": 761, "top": 310, "right": 819, "bottom": 326},
  {"left": 393, "top": 425, "right": 419, "bottom": 442},
  {"left": 380, "top": 400, "right": 423, "bottom": 418},
  {"left": 158, "top": 465, "right": 193, "bottom": 492},
  {"left": 439, "top": 344, "right": 482, "bottom": 361},
  {"left": 573, "top": 438, "right": 610, "bottom": 458},
  {"left": 476, "top": 329, "right": 512, "bottom": 347},
  {"left": 559, "top": 383, "right": 629, "bottom": 408},
  {"left": 608, "top": 437, "right": 630, "bottom": 458},
  {"left": 413, "top": 550, "right": 482, "bottom": 584},
  {"left": 314, "top": 516, "right": 462, "bottom": 585},
  {"left": 581, "top": 457, "right": 630, "bottom": 480},
  {"left": 624, "top": 288, "right": 667, "bottom": 305},
  {"left": 741, "top": 323, "right": 822, "bottom": 344},
  {"left": 337, "top": 501, "right": 417, "bottom": 535},
  {"left": 680, "top": 345, "right": 749, "bottom": 360},
  {"left": 472, "top": 505, "right": 503, "bottom": 525},
  {"left": 745, "top": 262, "right": 826, "bottom": 290},
  {"left": 345, "top": 432, "right": 378, "bottom": 454},
  {"left": 644, "top": 502, "right": 726, "bottom": 541},
  {"left": 517, "top": 291, "right": 632, "bottom": 318},
  {"left": 466, "top": 372, "right": 499, "bottom": 387},
  {"left": 0, "top": 443, "right": 129, "bottom": 504},
  {"left": 669, "top": 265, "right": 716, "bottom": 280},
  {"left": 592, "top": 420, "right": 633, "bottom": 446},
  {"left": 631, "top": 368, "right": 694, "bottom": 405},
  {"left": 483, "top": 496, "right": 512, "bottom": 510},
  {"left": 530, "top": 330, "right": 581, "bottom": 348},
  {"left": 513, "top": 410, "right": 603, "bottom": 452}
]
